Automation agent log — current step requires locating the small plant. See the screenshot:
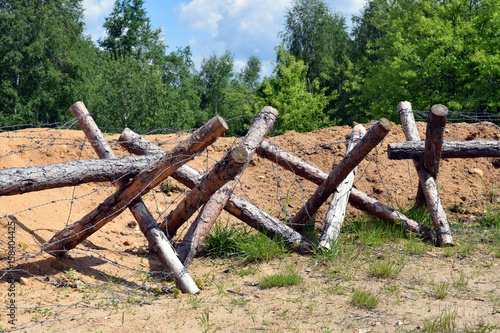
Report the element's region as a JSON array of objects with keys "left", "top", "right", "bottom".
[
  {"left": 186, "top": 294, "right": 204, "bottom": 309},
  {"left": 422, "top": 308, "right": 457, "bottom": 332},
  {"left": 198, "top": 309, "right": 215, "bottom": 333},
  {"left": 452, "top": 273, "right": 469, "bottom": 291},
  {"left": 369, "top": 257, "right": 405, "bottom": 278},
  {"left": 350, "top": 288, "right": 379, "bottom": 309},
  {"left": 432, "top": 281, "right": 450, "bottom": 299},
  {"left": 258, "top": 267, "right": 303, "bottom": 289},
  {"left": 202, "top": 220, "right": 245, "bottom": 258}
]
